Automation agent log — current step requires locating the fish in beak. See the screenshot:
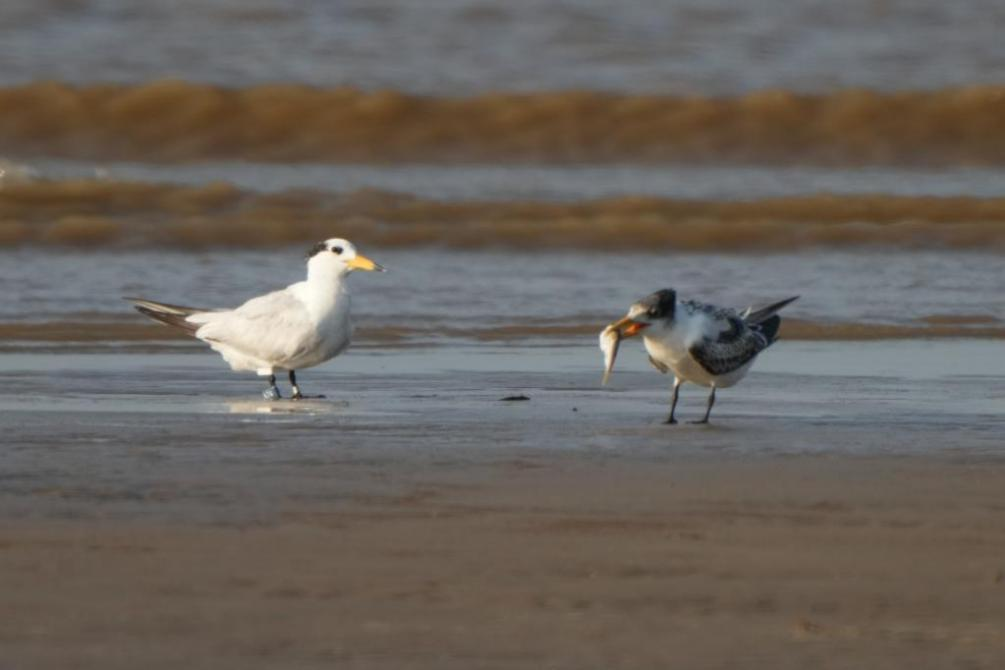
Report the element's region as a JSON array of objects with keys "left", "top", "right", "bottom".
[
  {"left": 610, "top": 316, "right": 649, "bottom": 338},
  {"left": 599, "top": 316, "right": 649, "bottom": 385}
]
